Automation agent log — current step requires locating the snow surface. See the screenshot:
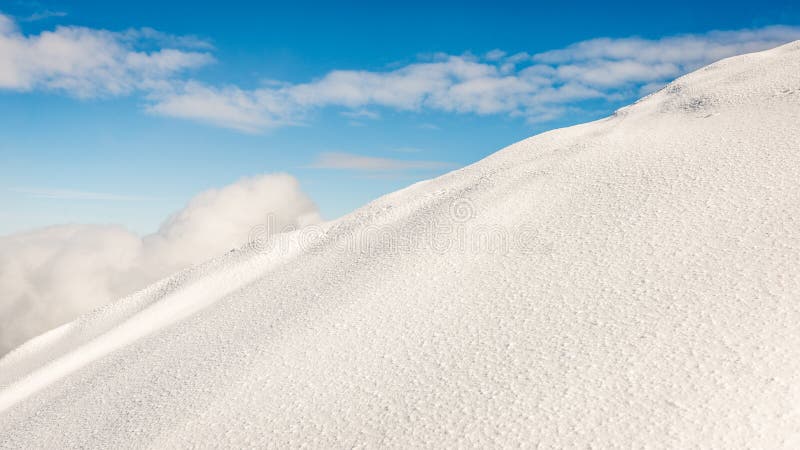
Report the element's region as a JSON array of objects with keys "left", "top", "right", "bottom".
[{"left": 2, "top": 41, "right": 800, "bottom": 448}]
